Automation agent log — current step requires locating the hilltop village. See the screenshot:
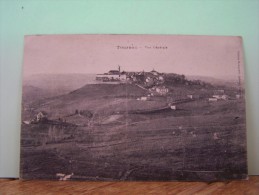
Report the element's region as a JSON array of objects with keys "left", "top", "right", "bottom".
[
  {"left": 97, "top": 66, "right": 199, "bottom": 95},
  {"left": 96, "top": 66, "right": 239, "bottom": 101}
]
